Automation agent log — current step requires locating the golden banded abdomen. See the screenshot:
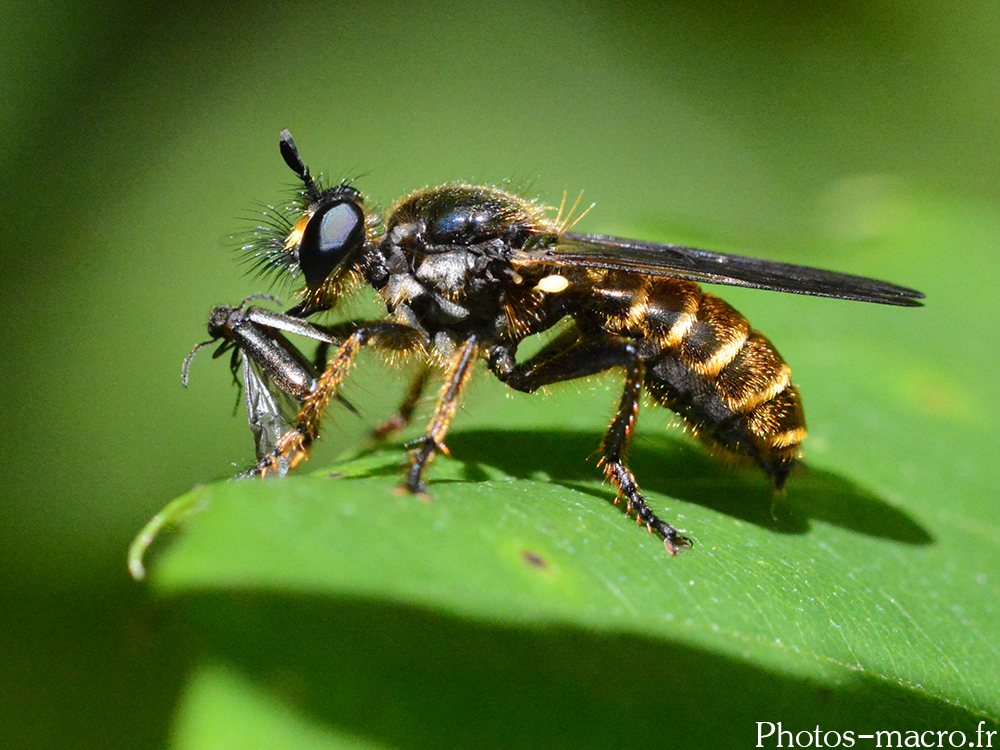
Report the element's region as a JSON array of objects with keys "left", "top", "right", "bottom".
[{"left": 594, "top": 273, "right": 806, "bottom": 486}]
